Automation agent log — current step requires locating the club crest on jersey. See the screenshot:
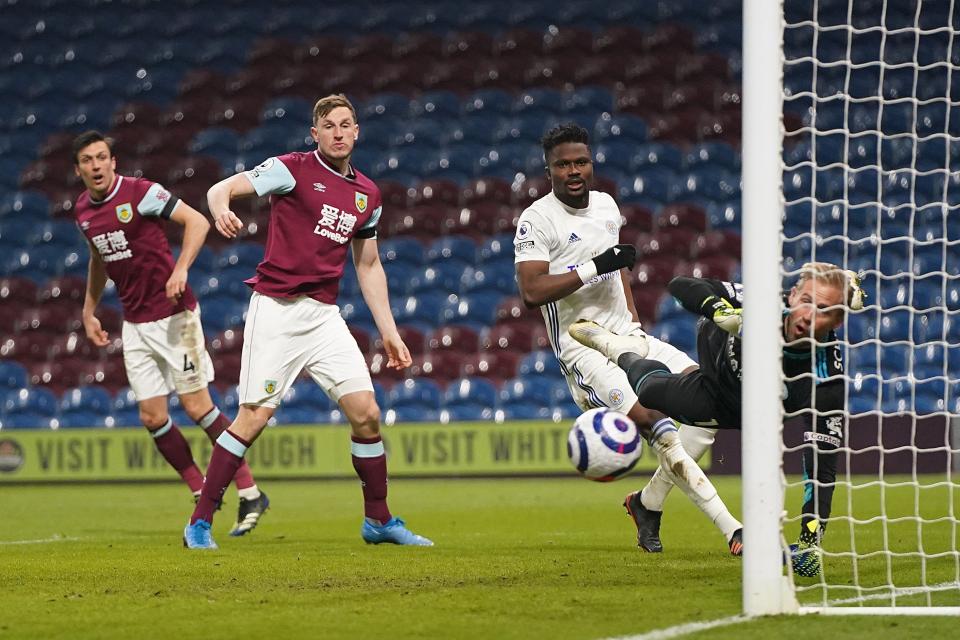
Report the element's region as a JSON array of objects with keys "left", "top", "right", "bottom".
[
  {"left": 264, "top": 379, "right": 277, "bottom": 394},
  {"left": 355, "top": 192, "right": 368, "bottom": 213},
  {"left": 606, "top": 220, "right": 619, "bottom": 235},
  {"left": 609, "top": 389, "right": 624, "bottom": 406},
  {"left": 116, "top": 203, "right": 133, "bottom": 224}
]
